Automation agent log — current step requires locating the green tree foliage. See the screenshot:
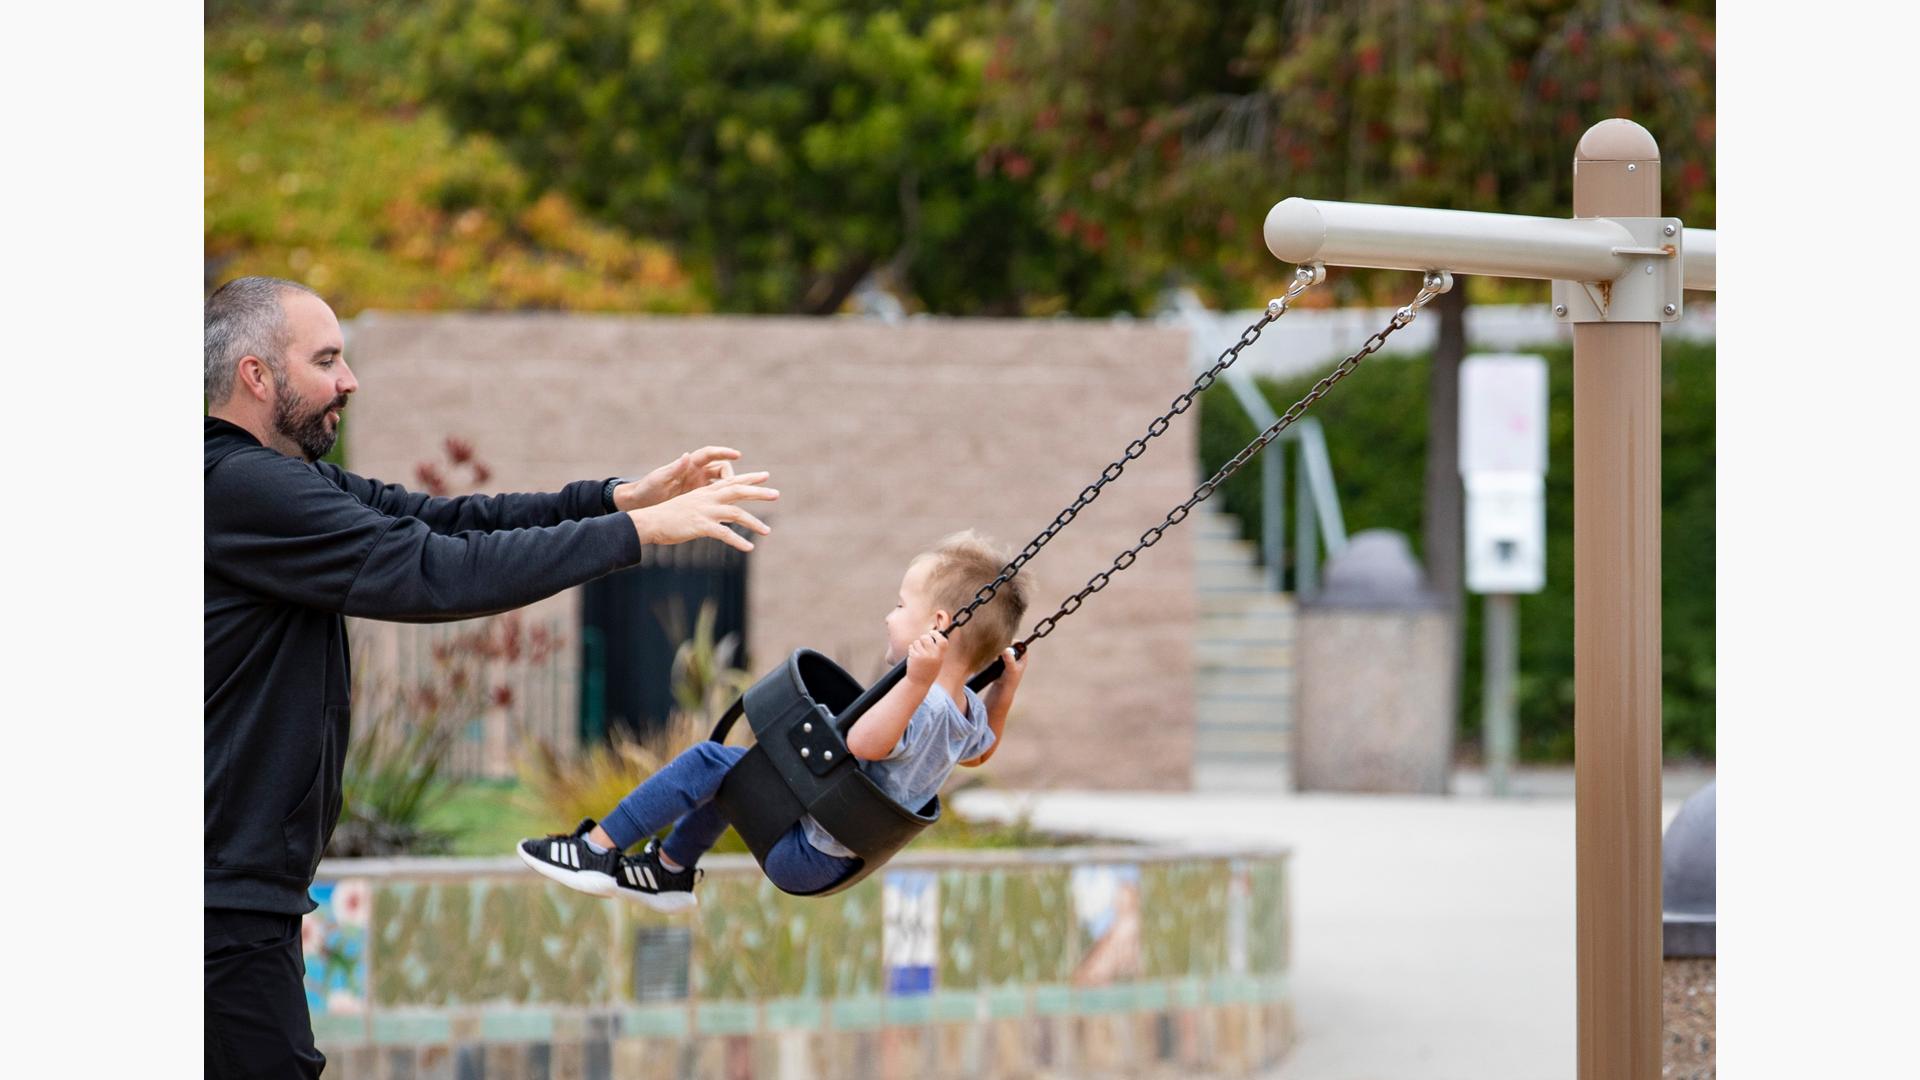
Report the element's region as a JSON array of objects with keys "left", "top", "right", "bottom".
[
  {"left": 979, "top": 0, "right": 1714, "bottom": 307},
  {"left": 985, "top": 1, "right": 1714, "bottom": 720},
  {"left": 205, "top": 1, "right": 707, "bottom": 315},
  {"left": 1199, "top": 339, "right": 1716, "bottom": 761},
  {"left": 409, "top": 0, "right": 1137, "bottom": 315}
]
